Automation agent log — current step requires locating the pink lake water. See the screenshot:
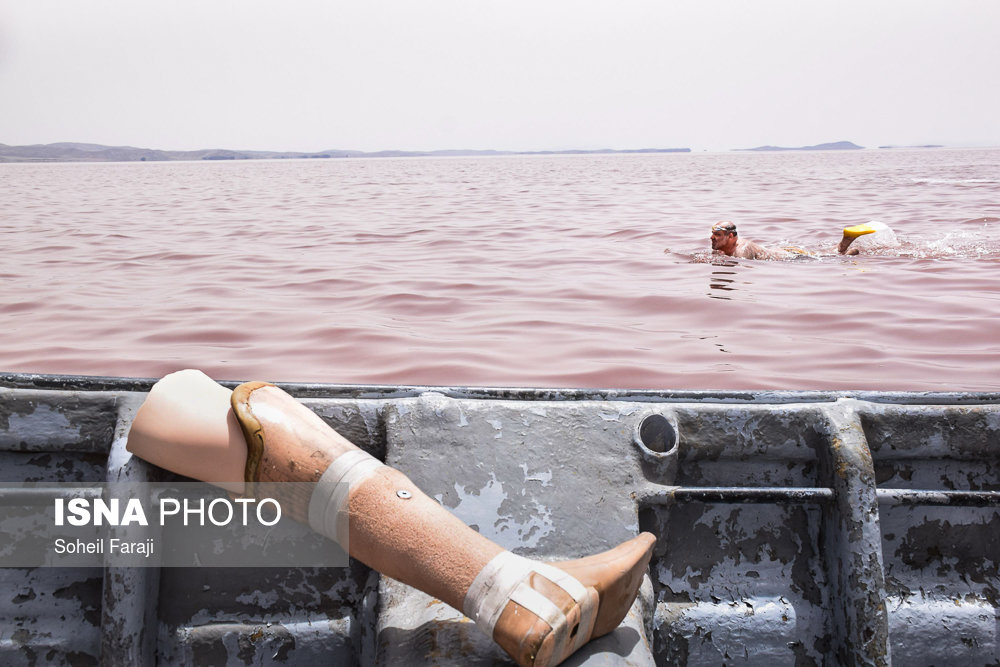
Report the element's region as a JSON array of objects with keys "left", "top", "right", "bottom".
[{"left": 1, "top": 148, "right": 998, "bottom": 390}]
